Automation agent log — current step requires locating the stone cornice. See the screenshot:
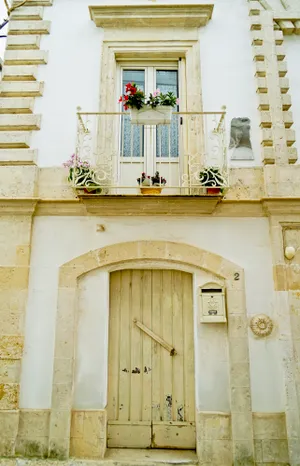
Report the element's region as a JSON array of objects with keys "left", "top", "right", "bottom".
[
  {"left": 89, "top": 4, "right": 214, "bottom": 29},
  {"left": 2, "top": 197, "right": 300, "bottom": 217}
]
